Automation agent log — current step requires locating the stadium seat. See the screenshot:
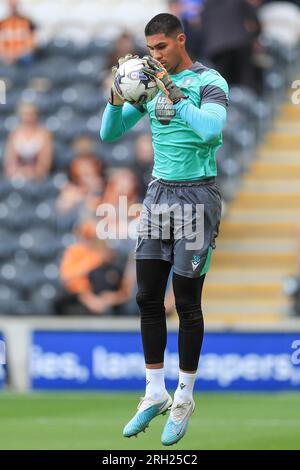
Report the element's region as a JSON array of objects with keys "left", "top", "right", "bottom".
[
  {"left": 12, "top": 258, "right": 48, "bottom": 292},
  {"left": 85, "top": 38, "right": 112, "bottom": 58},
  {"left": 0, "top": 179, "right": 12, "bottom": 200},
  {"left": 30, "top": 282, "right": 61, "bottom": 315},
  {"left": 75, "top": 59, "right": 104, "bottom": 85},
  {"left": 0, "top": 229, "right": 18, "bottom": 260},
  {"left": 0, "top": 195, "right": 36, "bottom": 231},
  {"left": 53, "top": 143, "right": 74, "bottom": 172},
  {"left": 17, "top": 228, "right": 63, "bottom": 261},
  {"left": 44, "top": 38, "right": 77, "bottom": 58},
  {"left": 0, "top": 285, "right": 23, "bottom": 316},
  {"left": 55, "top": 210, "right": 79, "bottom": 232},
  {"left": 3, "top": 89, "right": 22, "bottom": 114}
]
